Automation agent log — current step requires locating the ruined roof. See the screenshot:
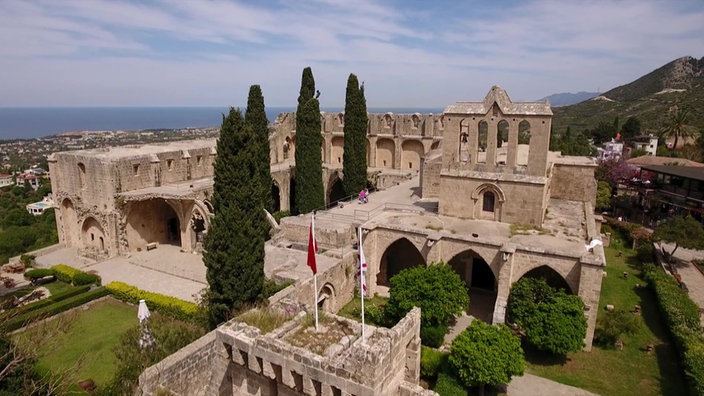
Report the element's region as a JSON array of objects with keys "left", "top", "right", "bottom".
[
  {"left": 444, "top": 85, "right": 553, "bottom": 116},
  {"left": 56, "top": 139, "right": 217, "bottom": 160}
]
